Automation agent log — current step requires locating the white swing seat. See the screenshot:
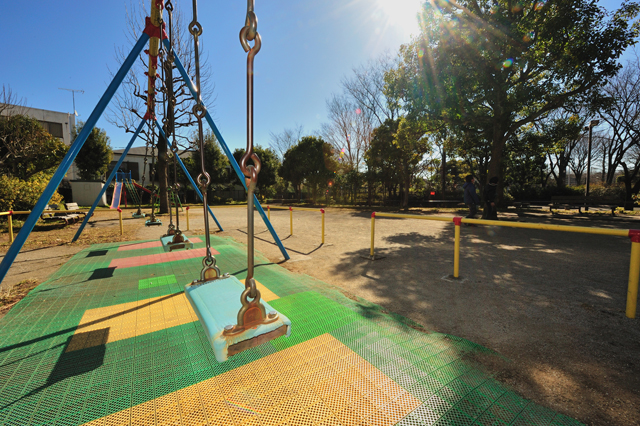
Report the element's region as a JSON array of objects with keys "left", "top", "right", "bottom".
[{"left": 185, "top": 275, "right": 291, "bottom": 362}]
